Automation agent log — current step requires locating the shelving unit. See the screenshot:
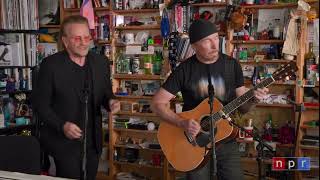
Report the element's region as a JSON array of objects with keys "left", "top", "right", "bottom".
[
  {"left": 0, "top": 0, "right": 39, "bottom": 134},
  {"left": 52, "top": 1, "right": 319, "bottom": 180},
  {"left": 292, "top": 11, "right": 319, "bottom": 179},
  {"left": 225, "top": 2, "right": 319, "bottom": 180}
]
